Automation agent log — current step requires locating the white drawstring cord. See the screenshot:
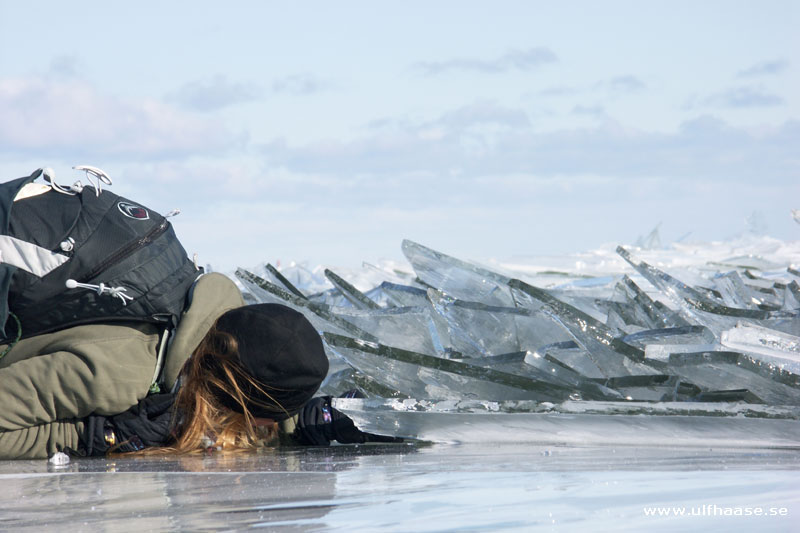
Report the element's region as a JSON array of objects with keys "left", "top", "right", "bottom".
[
  {"left": 65, "top": 279, "right": 134, "bottom": 305},
  {"left": 38, "top": 166, "right": 112, "bottom": 196},
  {"left": 41, "top": 167, "right": 77, "bottom": 196},
  {"left": 73, "top": 165, "right": 112, "bottom": 196}
]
